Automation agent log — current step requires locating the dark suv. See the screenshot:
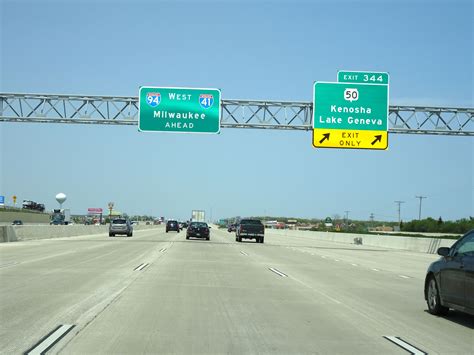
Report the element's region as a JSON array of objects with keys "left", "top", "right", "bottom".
[{"left": 166, "top": 220, "right": 180, "bottom": 233}]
